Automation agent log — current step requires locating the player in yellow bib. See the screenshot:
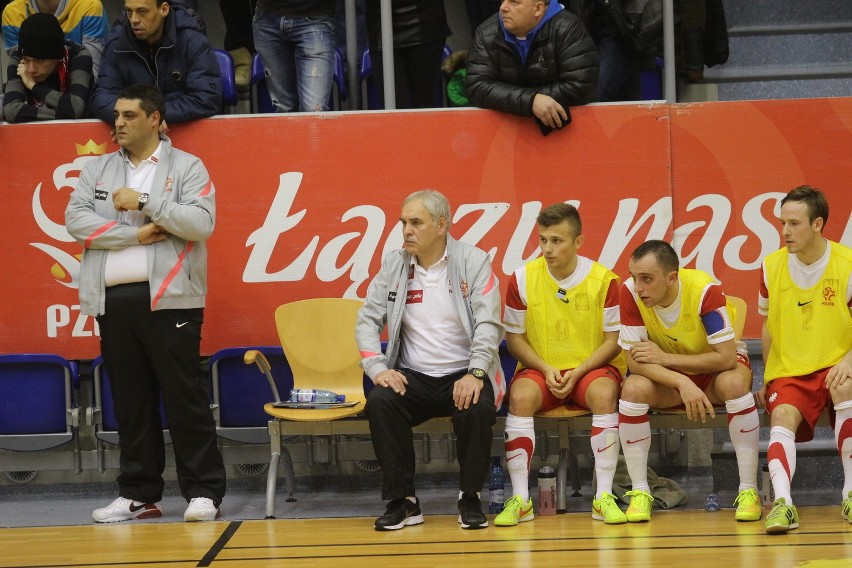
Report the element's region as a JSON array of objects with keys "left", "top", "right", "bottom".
[
  {"left": 757, "top": 186, "right": 852, "bottom": 534},
  {"left": 496, "top": 203, "right": 628, "bottom": 526},
  {"left": 618, "top": 240, "right": 760, "bottom": 523}
]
